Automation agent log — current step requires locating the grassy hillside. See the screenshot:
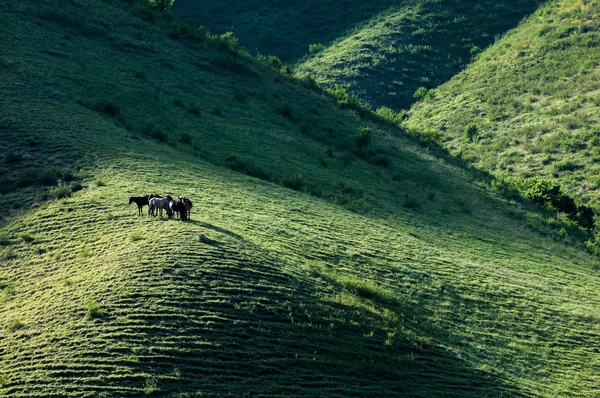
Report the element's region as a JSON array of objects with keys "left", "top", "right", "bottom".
[
  {"left": 172, "top": 0, "right": 400, "bottom": 63},
  {"left": 406, "top": 0, "right": 600, "bottom": 208},
  {"left": 1, "top": 0, "right": 600, "bottom": 396},
  {"left": 296, "top": 0, "right": 543, "bottom": 109},
  {"left": 174, "top": 0, "right": 542, "bottom": 109}
]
